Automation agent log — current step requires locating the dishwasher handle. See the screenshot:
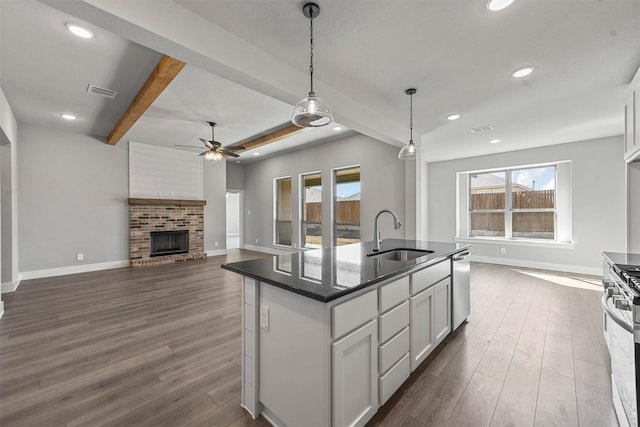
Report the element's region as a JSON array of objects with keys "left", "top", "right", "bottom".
[{"left": 453, "top": 251, "right": 470, "bottom": 261}]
